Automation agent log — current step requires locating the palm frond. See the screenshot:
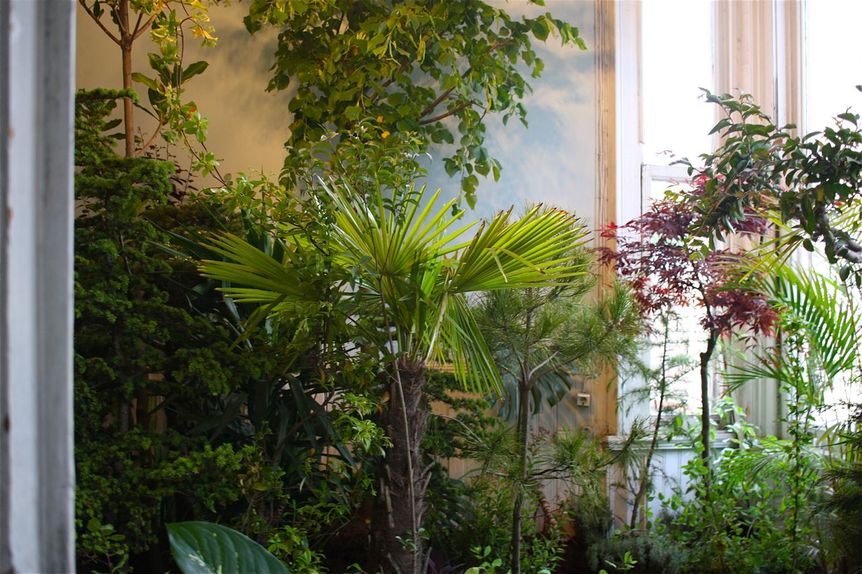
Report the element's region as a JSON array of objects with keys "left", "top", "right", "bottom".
[
  {"left": 326, "top": 183, "right": 474, "bottom": 279},
  {"left": 452, "top": 205, "right": 590, "bottom": 293},
  {"left": 764, "top": 265, "right": 858, "bottom": 377},
  {"left": 434, "top": 293, "right": 502, "bottom": 395},
  {"left": 727, "top": 263, "right": 859, "bottom": 392},
  {"left": 200, "top": 183, "right": 596, "bottom": 401},
  {"left": 199, "top": 233, "right": 314, "bottom": 304}
]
